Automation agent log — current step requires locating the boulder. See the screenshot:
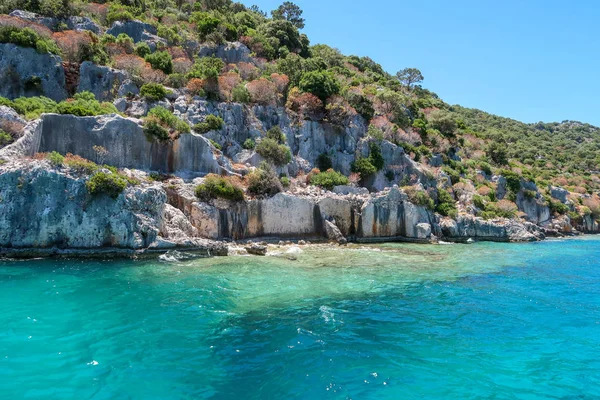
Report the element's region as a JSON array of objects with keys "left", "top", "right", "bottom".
[
  {"left": 245, "top": 243, "right": 268, "bottom": 256},
  {"left": 324, "top": 220, "right": 347, "bottom": 244},
  {"left": 0, "top": 43, "right": 67, "bottom": 101},
  {"left": 66, "top": 16, "right": 102, "bottom": 34},
  {"left": 78, "top": 62, "right": 130, "bottom": 101},
  {"left": 550, "top": 186, "right": 569, "bottom": 204},
  {"left": 107, "top": 20, "right": 158, "bottom": 43},
  {"left": 197, "top": 42, "right": 252, "bottom": 64},
  {"left": 415, "top": 223, "right": 432, "bottom": 239}
]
